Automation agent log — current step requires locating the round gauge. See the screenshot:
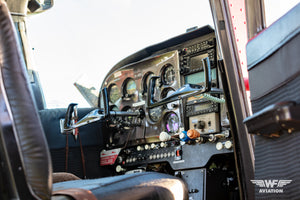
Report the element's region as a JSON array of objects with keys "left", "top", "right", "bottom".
[
  {"left": 149, "top": 106, "right": 163, "bottom": 122},
  {"left": 108, "top": 84, "right": 121, "bottom": 104},
  {"left": 124, "top": 78, "right": 137, "bottom": 96},
  {"left": 162, "top": 64, "right": 175, "bottom": 85},
  {"left": 165, "top": 112, "right": 179, "bottom": 134},
  {"left": 142, "top": 72, "right": 154, "bottom": 95}
]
